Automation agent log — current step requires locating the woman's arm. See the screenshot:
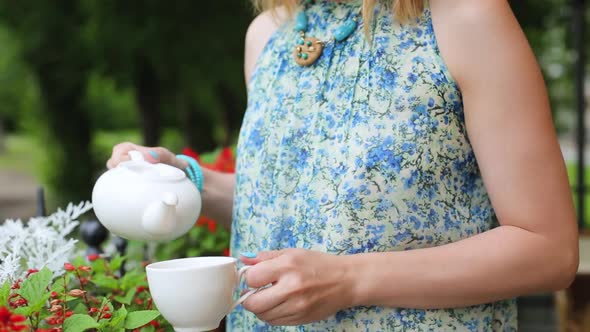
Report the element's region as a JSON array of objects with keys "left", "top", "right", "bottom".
[
  {"left": 346, "top": 0, "right": 579, "bottom": 308},
  {"left": 198, "top": 168, "right": 235, "bottom": 228}
]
